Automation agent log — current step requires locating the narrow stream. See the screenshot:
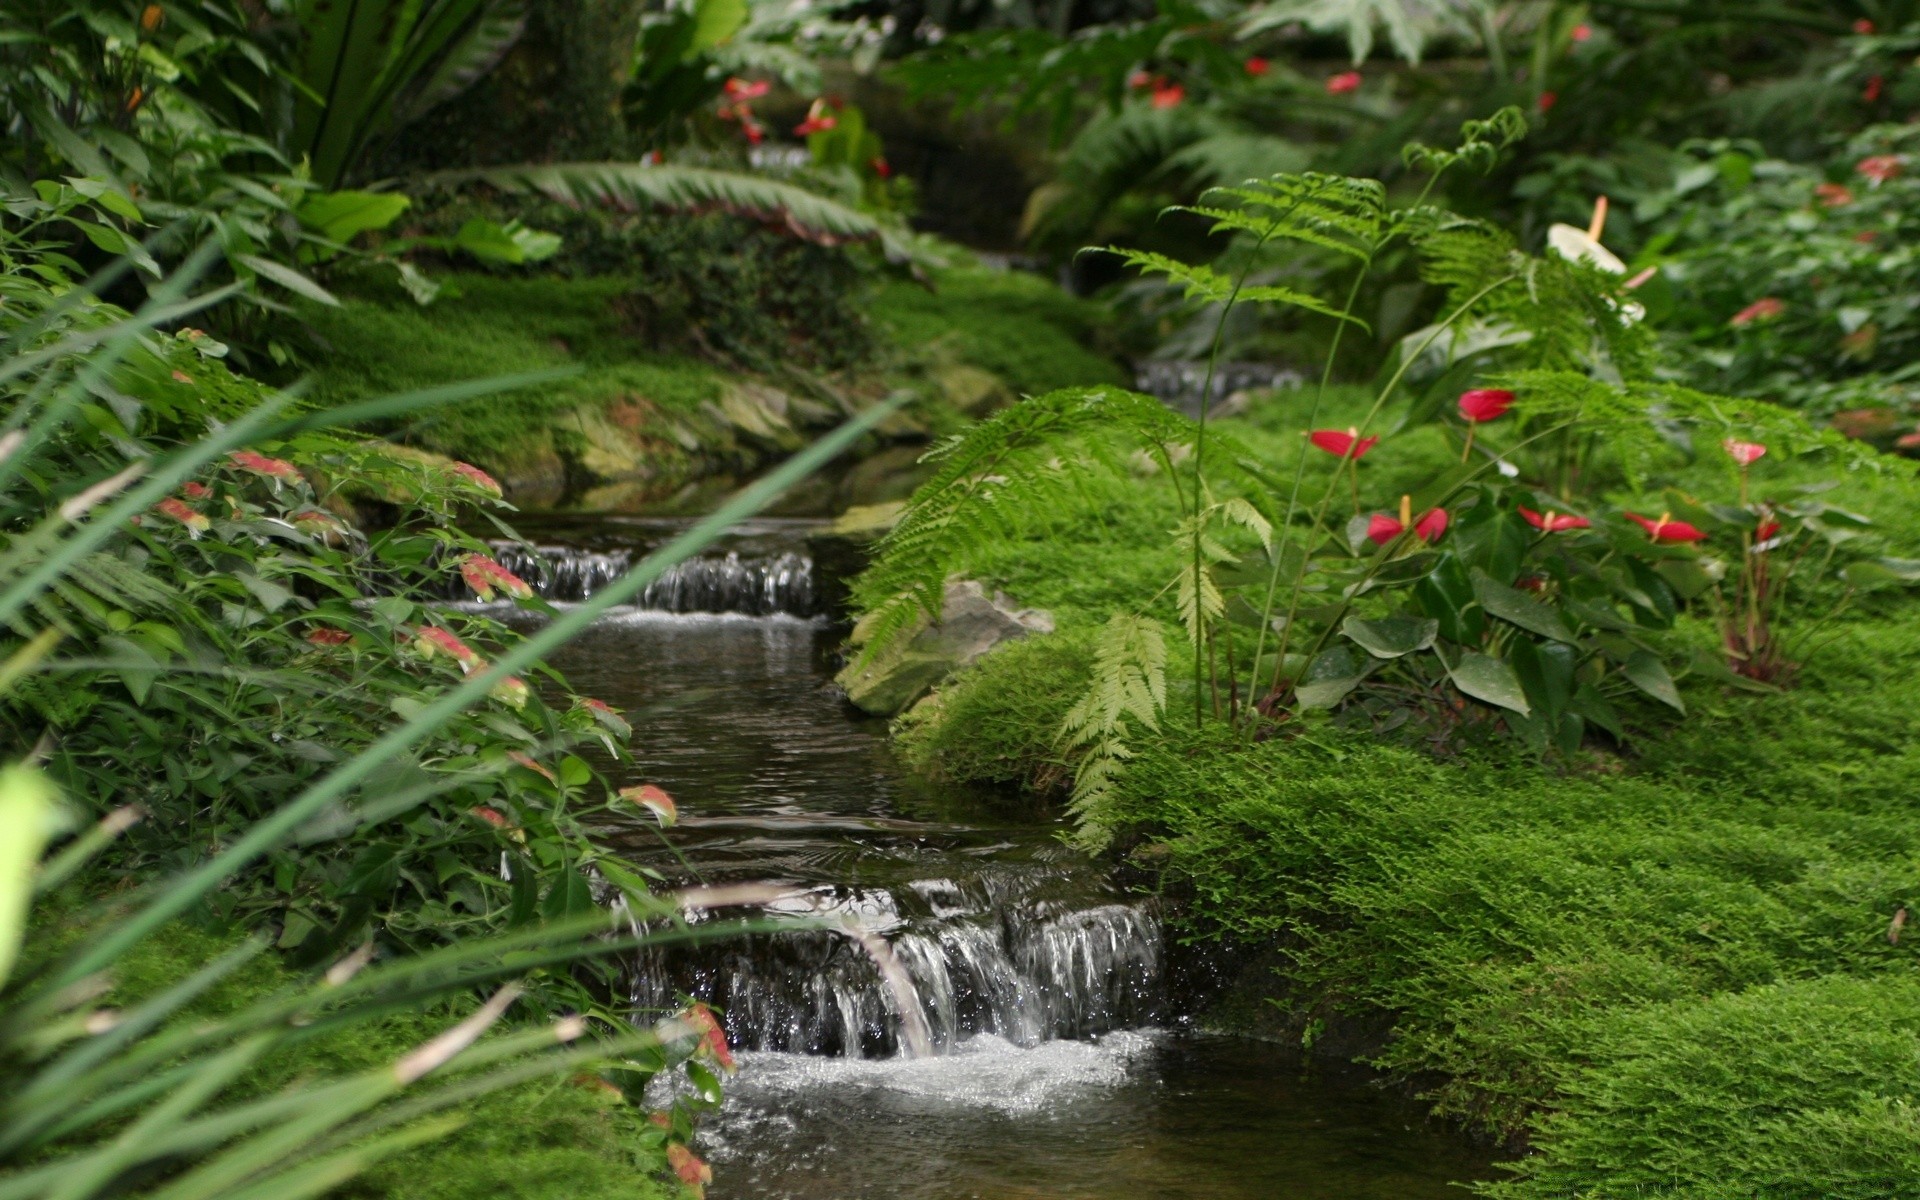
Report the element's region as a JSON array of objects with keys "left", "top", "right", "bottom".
[{"left": 497, "top": 514, "right": 1496, "bottom": 1199}]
